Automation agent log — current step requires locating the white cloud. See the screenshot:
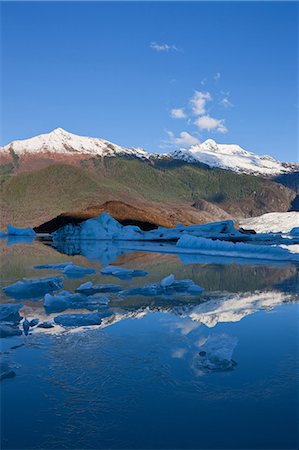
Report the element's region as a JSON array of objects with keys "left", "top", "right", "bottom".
[
  {"left": 150, "top": 42, "right": 179, "bottom": 52},
  {"left": 190, "top": 91, "right": 212, "bottom": 115},
  {"left": 200, "top": 78, "right": 206, "bottom": 86},
  {"left": 195, "top": 115, "right": 228, "bottom": 133},
  {"left": 166, "top": 130, "right": 200, "bottom": 147},
  {"left": 214, "top": 72, "right": 221, "bottom": 81},
  {"left": 170, "top": 108, "right": 187, "bottom": 119},
  {"left": 220, "top": 95, "right": 233, "bottom": 109}
]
